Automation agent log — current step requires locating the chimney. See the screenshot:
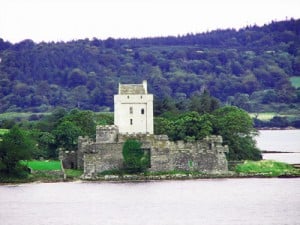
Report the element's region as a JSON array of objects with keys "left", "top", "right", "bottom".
[{"left": 143, "top": 80, "right": 147, "bottom": 94}]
